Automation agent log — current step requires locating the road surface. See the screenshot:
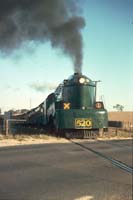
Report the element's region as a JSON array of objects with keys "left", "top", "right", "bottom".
[{"left": 0, "top": 139, "right": 132, "bottom": 200}]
